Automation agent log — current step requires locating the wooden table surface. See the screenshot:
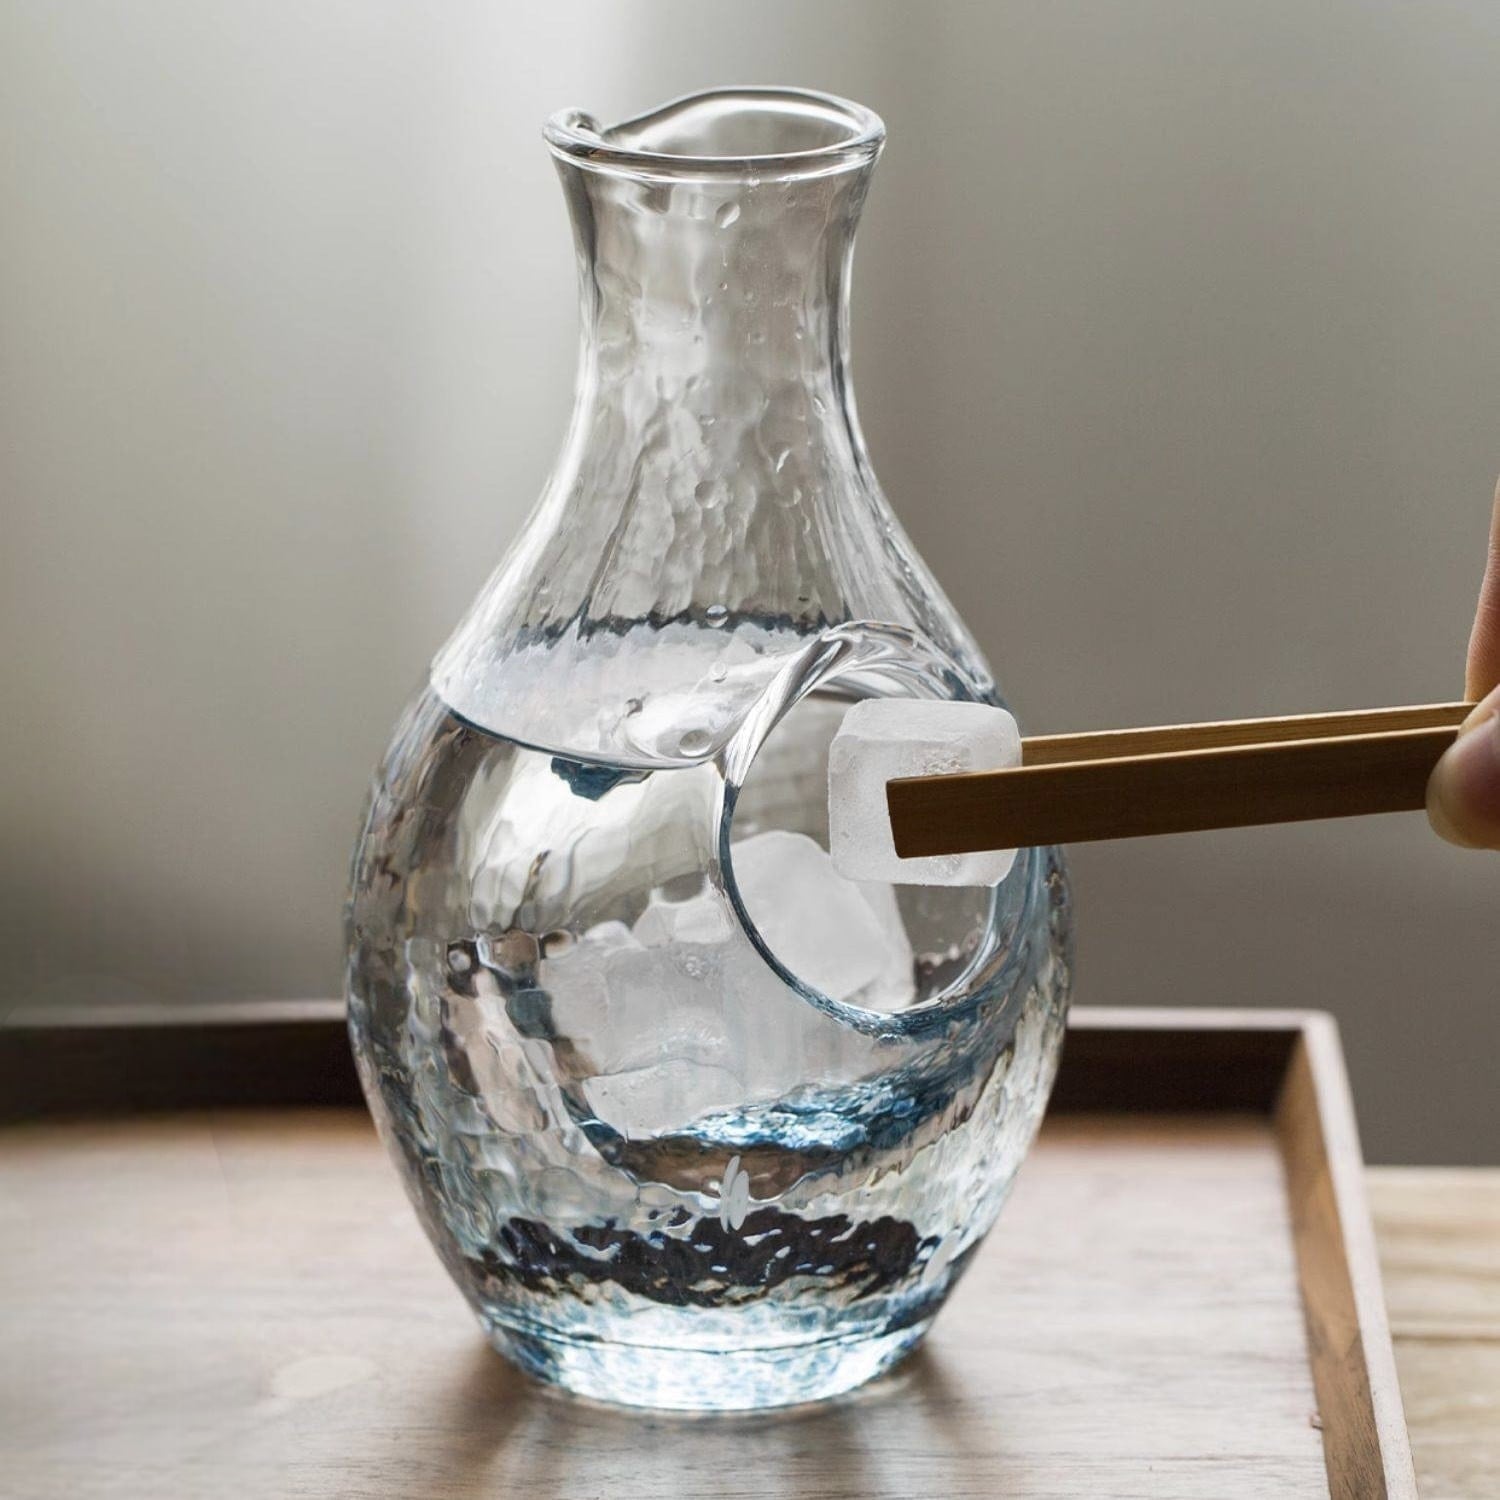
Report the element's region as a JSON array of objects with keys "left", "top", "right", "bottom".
[
  {"left": 1369, "top": 1167, "right": 1500, "bottom": 1500},
  {"left": 1, "top": 1110, "right": 1493, "bottom": 1497}
]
